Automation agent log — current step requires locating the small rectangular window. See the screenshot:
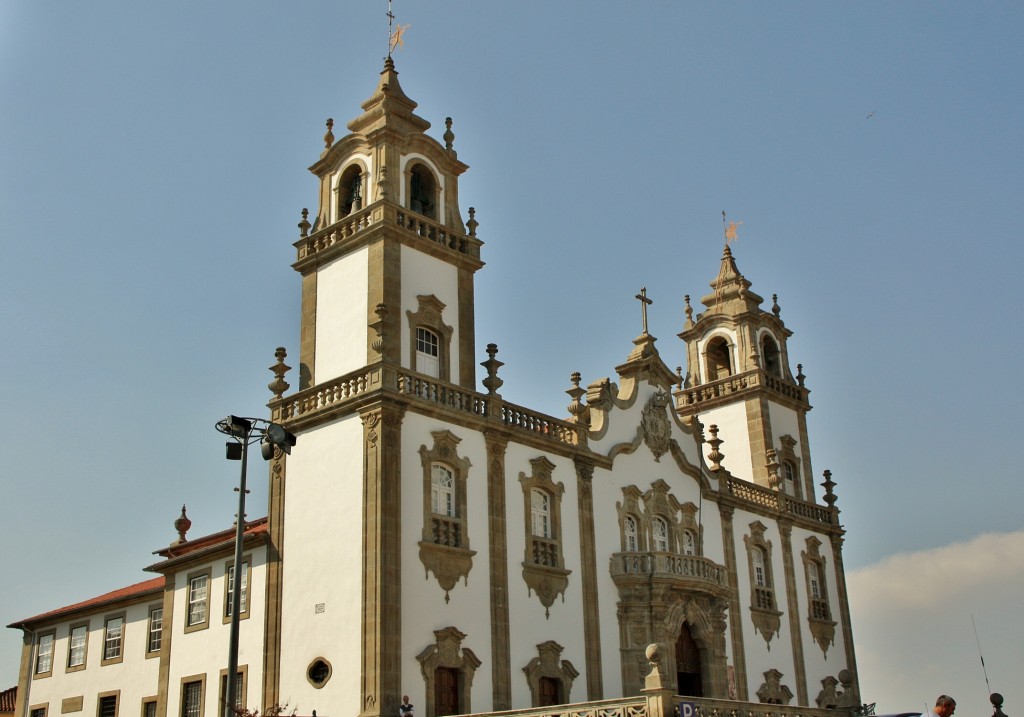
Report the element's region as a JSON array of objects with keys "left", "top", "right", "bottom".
[
  {"left": 147, "top": 607, "right": 163, "bottom": 654},
  {"left": 181, "top": 681, "right": 202, "bottom": 717},
  {"left": 187, "top": 574, "right": 209, "bottom": 628},
  {"left": 103, "top": 616, "right": 124, "bottom": 662},
  {"left": 30, "top": 708, "right": 47, "bottom": 717},
  {"left": 142, "top": 702, "right": 156, "bottom": 717},
  {"left": 97, "top": 694, "right": 118, "bottom": 717},
  {"left": 68, "top": 624, "right": 88, "bottom": 668},
  {"left": 219, "top": 671, "right": 244, "bottom": 712},
  {"left": 224, "top": 562, "right": 249, "bottom": 619},
  {"left": 34, "top": 633, "right": 54, "bottom": 676}
]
